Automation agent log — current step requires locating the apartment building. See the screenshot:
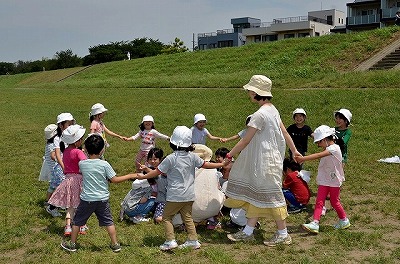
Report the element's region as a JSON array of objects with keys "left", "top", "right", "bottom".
[{"left": 347, "top": 0, "right": 400, "bottom": 31}]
